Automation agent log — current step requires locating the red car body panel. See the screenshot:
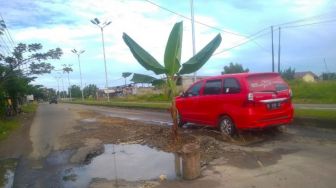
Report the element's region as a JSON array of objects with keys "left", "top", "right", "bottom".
[{"left": 175, "top": 73, "right": 294, "bottom": 130}]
